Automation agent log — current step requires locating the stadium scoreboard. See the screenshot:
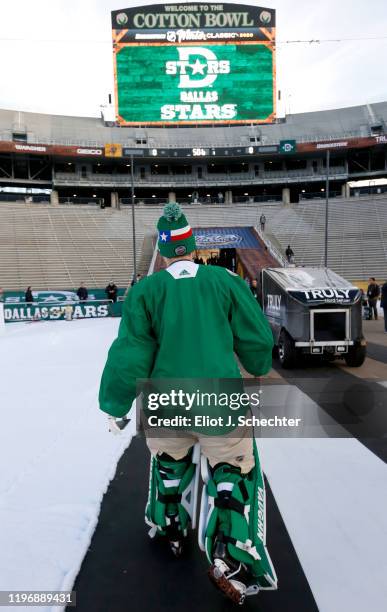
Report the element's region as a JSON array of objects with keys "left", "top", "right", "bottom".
[{"left": 111, "top": 3, "right": 276, "bottom": 126}]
